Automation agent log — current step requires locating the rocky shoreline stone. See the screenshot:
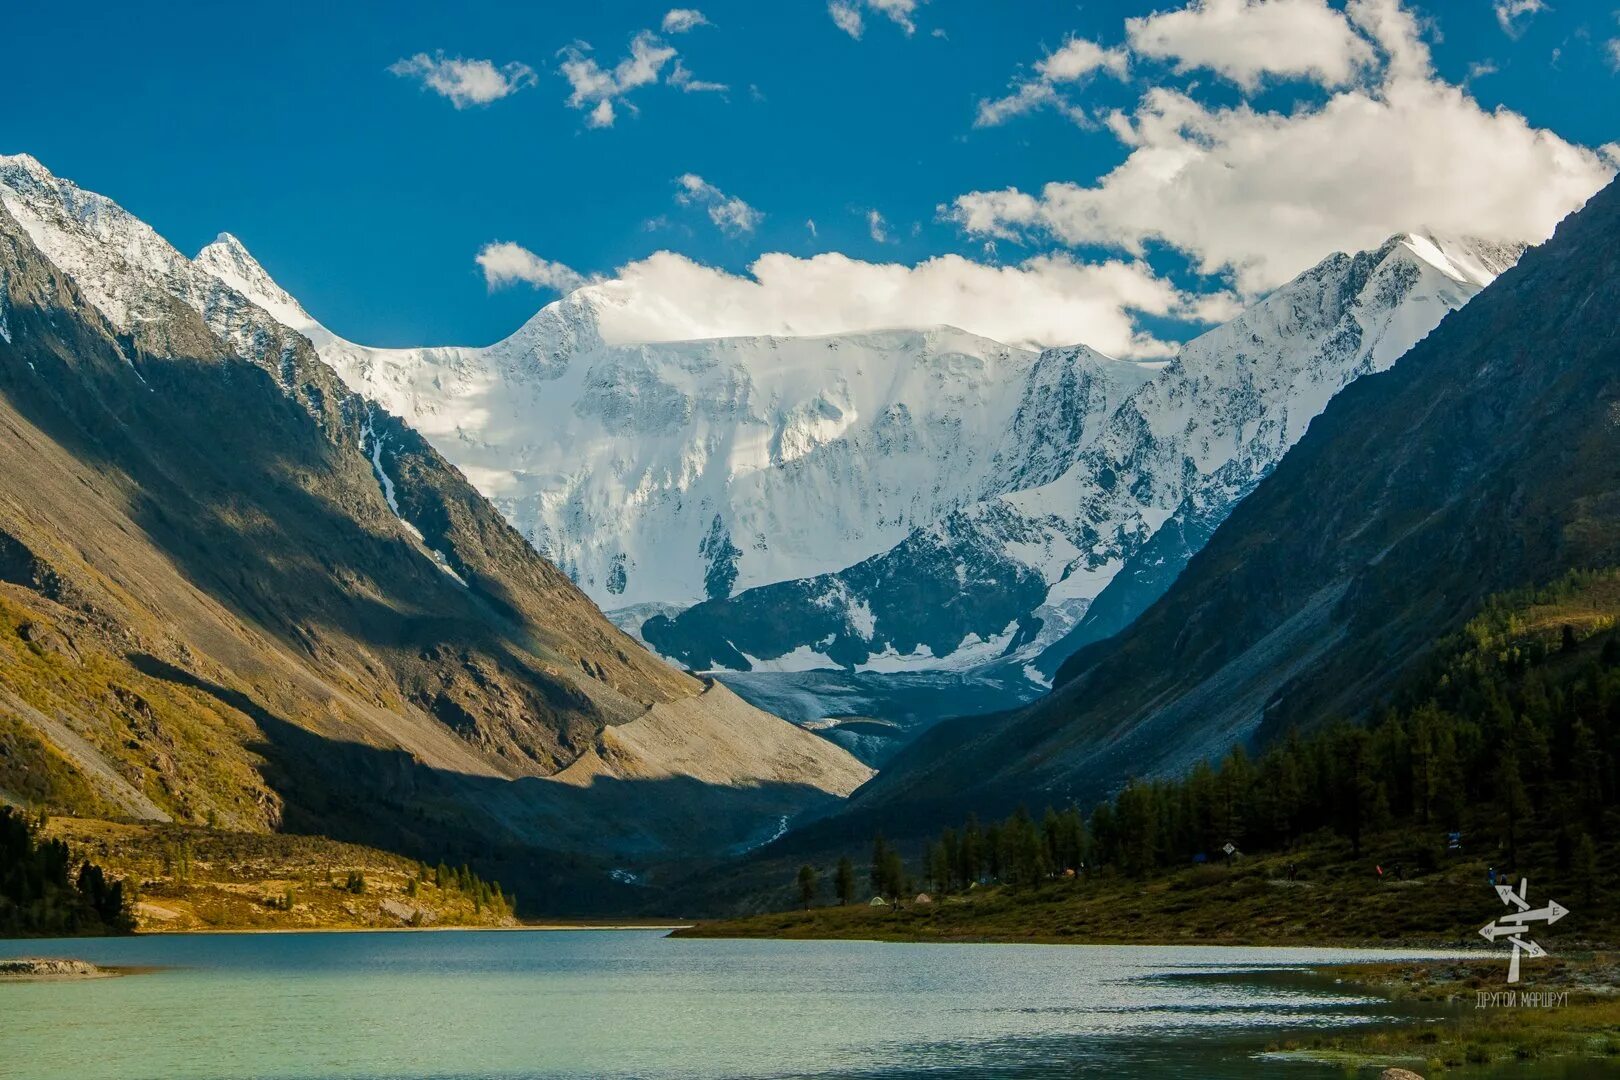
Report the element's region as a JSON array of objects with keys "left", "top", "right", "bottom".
[{"left": 0, "top": 957, "right": 111, "bottom": 980}]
